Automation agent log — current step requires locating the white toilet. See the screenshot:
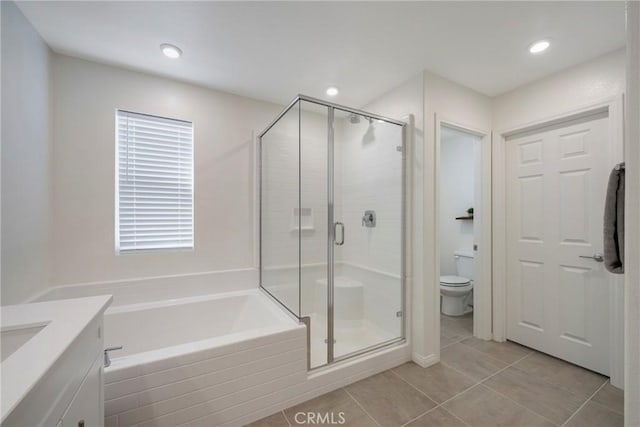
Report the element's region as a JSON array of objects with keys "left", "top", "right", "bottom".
[{"left": 440, "top": 250, "right": 474, "bottom": 316}]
